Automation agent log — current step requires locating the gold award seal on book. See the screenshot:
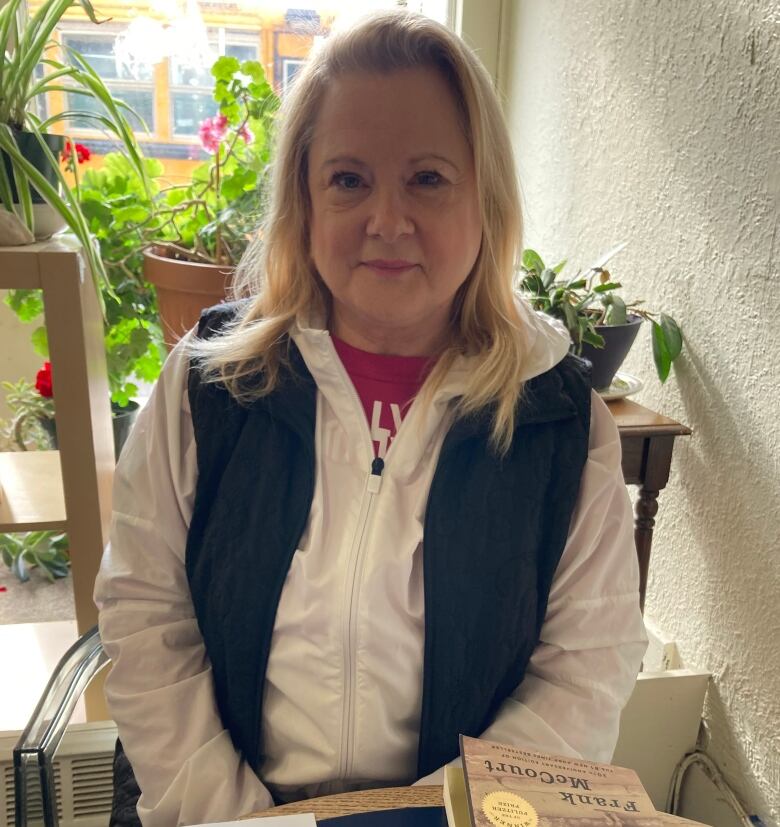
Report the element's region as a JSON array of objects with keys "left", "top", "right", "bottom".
[{"left": 481, "top": 791, "right": 538, "bottom": 827}]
